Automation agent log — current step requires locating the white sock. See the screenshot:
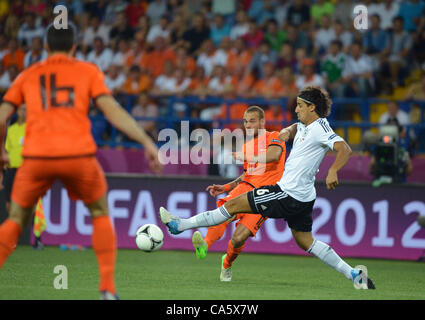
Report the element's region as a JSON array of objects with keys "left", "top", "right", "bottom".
[
  {"left": 307, "top": 239, "right": 354, "bottom": 280},
  {"left": 177, "top": 206, "right": 231, "bottom": 232}
]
